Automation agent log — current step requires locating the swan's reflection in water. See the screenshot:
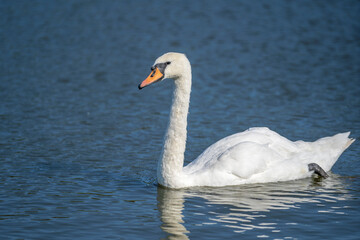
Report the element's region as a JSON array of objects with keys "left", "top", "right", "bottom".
[
  {"left": 157, "top": 175, "right": 351, "bottom": 238},
  {"left": 157, "top": 186, "right": 190, "bottom": 239}
]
